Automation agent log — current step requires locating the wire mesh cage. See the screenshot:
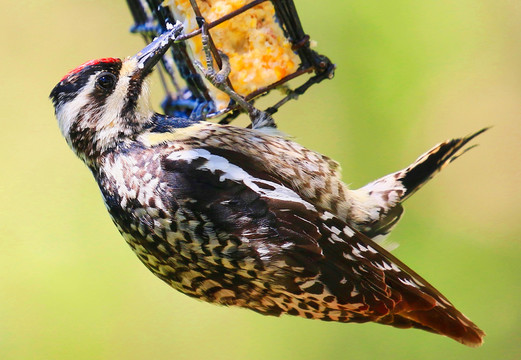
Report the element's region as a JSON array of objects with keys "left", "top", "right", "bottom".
[{"left": 126, "top": 0, "right": 335, "bottom": 123}]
